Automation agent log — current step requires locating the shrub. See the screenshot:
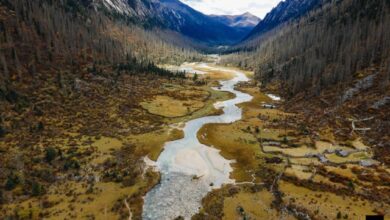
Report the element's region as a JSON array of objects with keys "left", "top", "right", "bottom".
[
  {"left": 37, "top": 169, "right": 56, "bottom": 183},
  {"left": 0, "top": 126, "right": 5, "bottom": 137},
  {"left": 192, "top": 73, "right": 198, "bottom": 81},
  {"left": 37, "top": 122, "right": 44, "bottom": 132},
  {"left": 282, "top": 136, "right": 289, "bottom": 144},
  {"left": 31, "top": 182, "right": 43, "bottom": 196},
  {"left": 5, "top": 174, "right": 20, "bottom": 191},
  {"left": 63, "top": 158, "right": 80, "bottom": 170},
  {"left": 337, "top": 211, "right": 342, "bottom": 219},
  {"left": 0, "top": 190, "right": 4, "bottom": 204},
  {"left": 298, "top": 123, "right": 309, "bottom": 135},
  {"left": 45, "top": 147, "right": 57, "bottom": 163},
  {"left": 348, "top": 181, "right": 354, "bottom": 190}
]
